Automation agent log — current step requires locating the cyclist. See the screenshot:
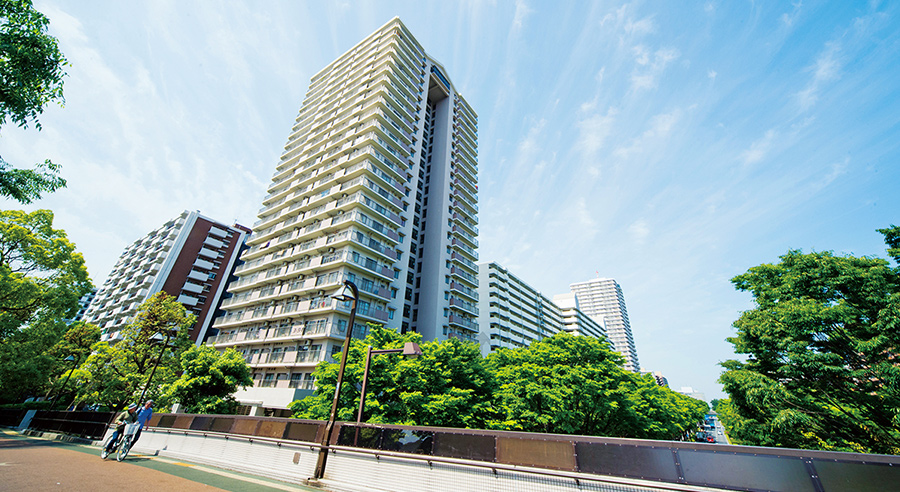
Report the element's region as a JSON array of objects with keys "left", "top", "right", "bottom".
[
  {"left": 104, "top": 403, "right": 139, "bottom": 454},
  {"left": 132, "top": 400, "right": 153, "bottom": 446}
]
